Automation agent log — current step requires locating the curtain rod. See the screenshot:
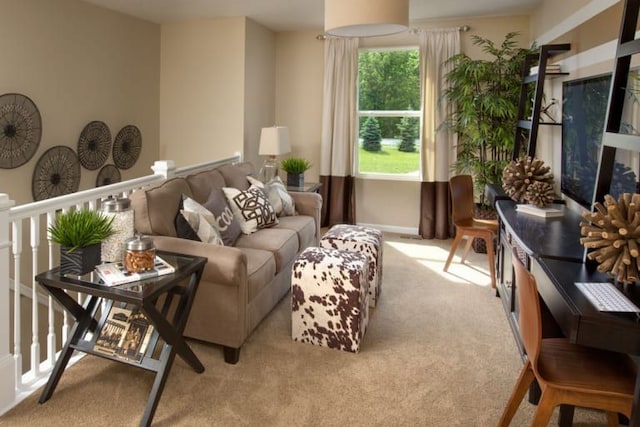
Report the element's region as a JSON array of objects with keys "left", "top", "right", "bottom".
[{"left": 316, "top": 25, "right": 470, "bottom": 40}]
